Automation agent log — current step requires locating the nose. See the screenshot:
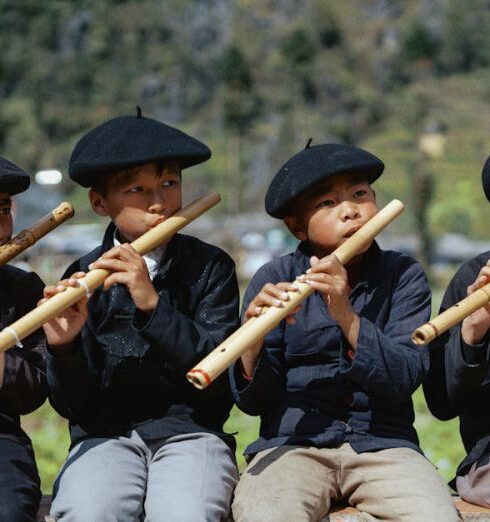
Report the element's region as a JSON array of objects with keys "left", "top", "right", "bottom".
[
  {"left": 340, "top": 201, "right": 360, "bottom": 221},
  {"left": 147, "top": 190, "right": 165, "bottom": 214}
]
